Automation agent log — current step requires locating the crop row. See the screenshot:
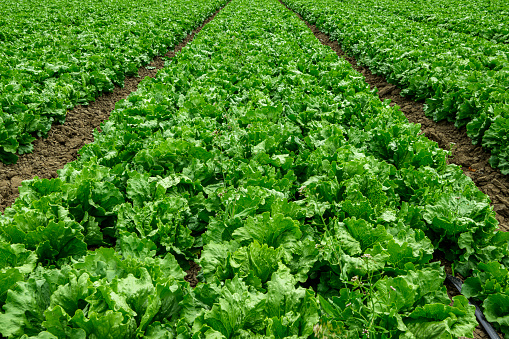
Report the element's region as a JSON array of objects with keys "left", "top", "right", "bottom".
[
  {"left": 1, "top": 0, "right": 508, "bottom": 337},
  {"left": 0, "top": 0, "right": 228, "bottom": 164},
  {"left": 360, "top": 0, "right": 509, "bottom": 44},
  {"left": 284, "top": 0, "right": 509, "bottom": 175}
]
